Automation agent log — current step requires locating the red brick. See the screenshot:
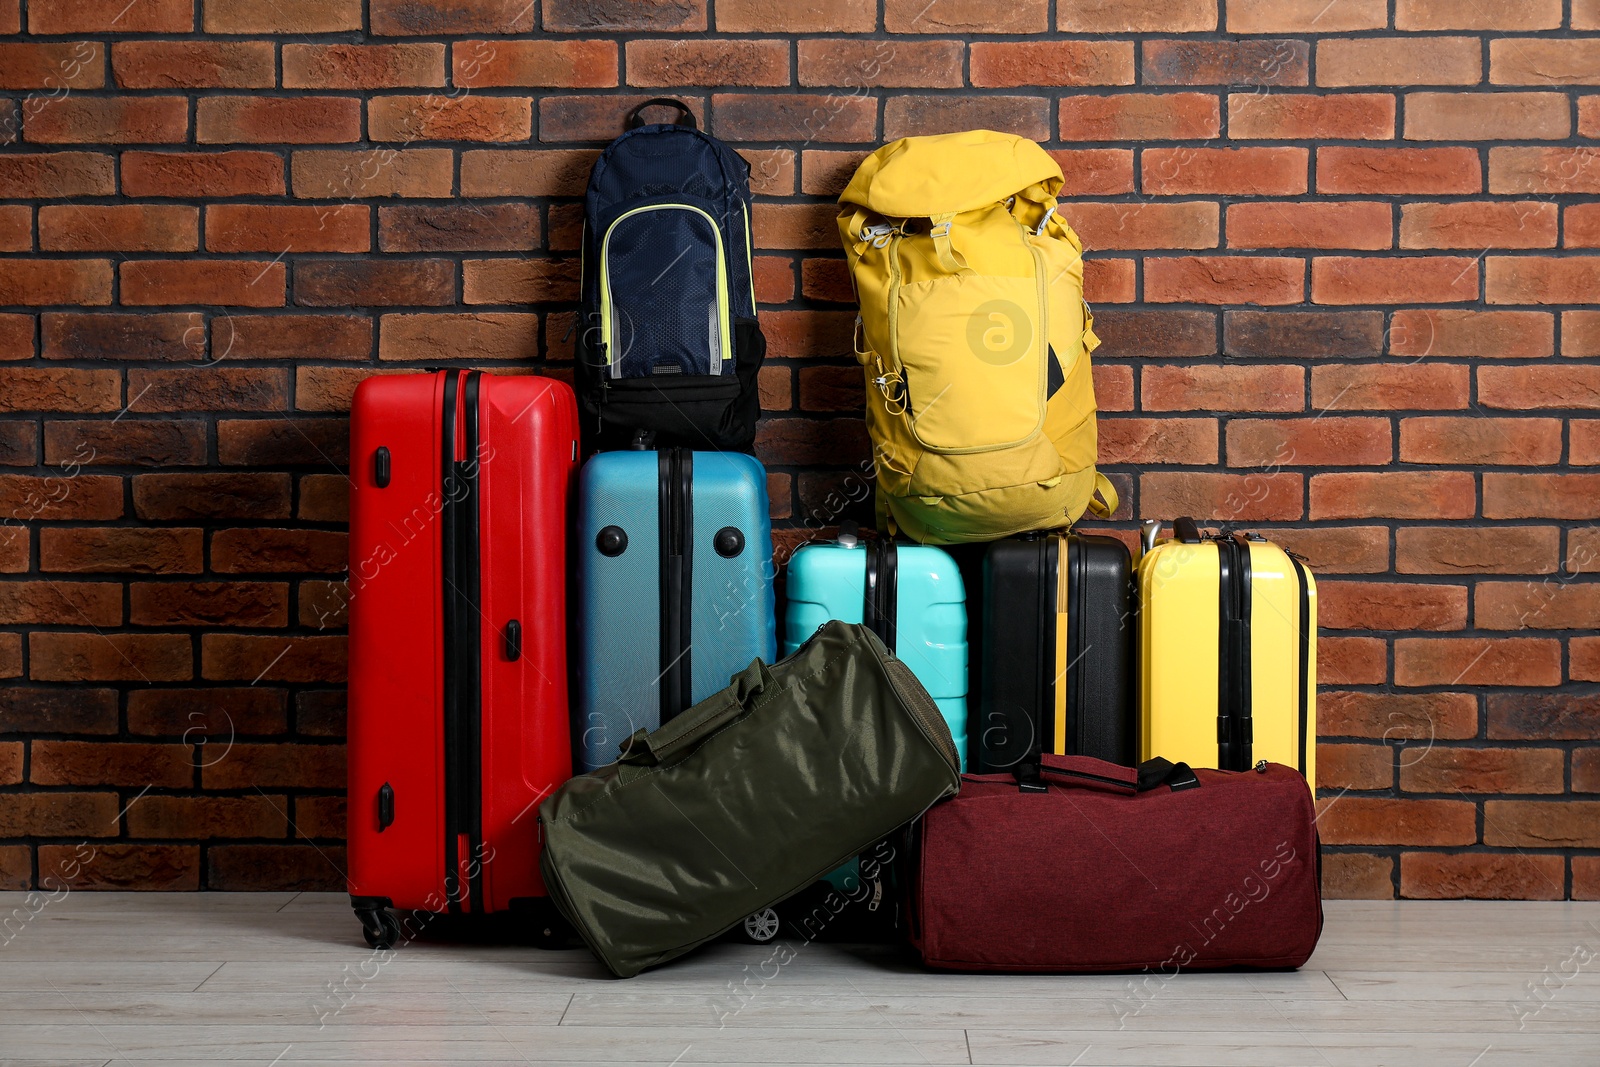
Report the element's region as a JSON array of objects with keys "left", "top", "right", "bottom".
[
  {"left": 538, "top": 94, "right": 704, "bottom": 142},
  {"left": 1318, "top": 37, "right": 1482, "bottom": 87},
  {"left": 1142, "top": 363, "right": 1303, "bottom": 412},
  {"left": 0, "top": 0, "right": 15, "bottom": 32},
  {"left": 128, "top": 688, "right": 288, "bottom": 738},
  {"left": 371, "top": 0, "right": 538, "bottom": 33},
  {"left": 1092, "top": 309, "right": 1216, "bottom": 357},
  {"left": 0, "top": 367, "right": 121, "bottom": 413},
  {"left": 1317, "top": 743, "right": 1391, "bottom": 791},
  {"left": 0, "top": 744, "right": 18, "bottom": 786},
  {"left": 796, "top": 40, "right": 959, "bottom": 89},
  {"left": 1142, "top": 146, "right": 1308, "bottom": 196},
  {"left": 1066, "top": 202, "right": 1218, "bottom": 251},
  {"left": 30, "top": 740, "right": 192, "bottom": 788},
  {"left": 292, "top": 148, "right": 452, "bottom": 200},
  {"left": 886, "top": 94, "right": 1052, "bottom": 142},
  {"left": 458, "top": 149, "right": 594, "bottom": 198},
  {"left": 1399, "top": 201, "right": 1556, "bottom": 250},
  {"left": 1320, "top": 690, "right": 1479, "bottom": 740},
  {"left": 207, "top": 844, "right": 343, "bottom": 891},
  {"left": 1574, "top": 420, "right": 1600, "bottom": 465},
  {"left": 1311, "top": 471, "right": 1477, "bottom": 521},
  {"left": 1478, "top": 365, "right": 1600, "bottom": 410},
  {"left": 205, "top": 0, "right": 360, "bottom": 32},
  {"left": 0, "top": 632, "right": 18, "bottom": 677},
  {"left": 1582, "top": 96, "right": 1600, "bottom": 138},
  {"left": 754, "top": 418, "right": 870, "bottom": 466},
  {"left": 0, "top": 419, "right": 37, "bottom": 464},
  {"left": 1397, "top": 637, "right": 1562, "bottom": 688},
  {"left": 886, "top": 0, "right": 1045, "bottom": 32},
  {"left": 0, "top": 153, "right": 111, "bottom": 198},
  {"left": 212, "top": 528, "right": 347, "bottom": 574},
  {"left": 133, "top": 472, "right": 290, "bottom": 520},
  {"left": 0, "top": 313, "right": 31, "bottom": 361},
  {"left": 1060, "top": 0, "right": 1214, "bottom": 31},
  {"left": 1144, "top": 39, "right": 1306, "bottom": 87},
  {"left": 113, "top": 40, "right": 273, "bottom": 89},
  {"left": 1230, "top": 92, "right": 1394, "bottom": 140},
  {"left": 1406, "top": 92, "right": 1569, "bottom": 141},
  {"left": 1316, "top": 798, "right": 1476, "bottom": 847},
  {"left": 761, "top": 311, "right": 858, "bottom": 360},
  {"left": 1566, "top": 203, "right": 1600, "bottom": 248},
  {"left": 1489, "top": 692, "right": 1600, "bottom": 740},
  {"left": 1138, "top": 471, "right": 1303, "bottom": 521},
  {"left": 1484, "top": 801, "right": 1600, "bottom": 848},
  {"left": 2, "top": 470, "right": 119, "bottom": 522},
  {"left": 1059, "top": 93, "right": 1219, "bottom": 141},
  {"left": 38, "top": 205, "right": 198, "bottom": 253},
  {"left": 300, "top": 580, "right": 350, "bottom": 628},
  {"left": 26, "top": 96, "right": 187, "bottom": 144},
  {"left": 1145, "top": 256, "right": 1304, "bottom": 305},
  {"left": 796, "top": 366, "right": 861, "bottom": 413},
  {"left": 462, "top": 259, "right": 578, "bottom": 305},
  {"left": 1323, "top": 579, "right": 1467, "bottom": 632},
  {"left": 294, "top": 795, "right": 346, "bottom": 839},
  {"left": 715, "top": 93, "right": 877, "bottom": 143},
  {"left": 284, "top": 43, "right": 445, "bottom": 89},
  {"left": 128, "top": 369, "right": 288, "bottom": 415},
  {"left": 378, "top": 203, "right": 539, "bottom": 253},
  {"left": 1414, "top": 748, "right": 1561, "bottom": 796},
  {"left": 43, "top": 313, "right": 206, "bottom": 367},
  {"left": 126, "top": 795, "right": 289, "bottom": 840},
  {"left": 1322, "top": 853, "right": 1394, "bottom": 900},
  {"left": 121, "top": 260, "right": 284, "bottom": 308},
  {"left": 753, "top": 203, "right": 838, "bottom": 250},
  {"left": 216, "top": 418, "right": 346, "bottom": 468},
  {"left": 197, "top": 97, "right": 361, "bottom": 144},
  {"left": 47, "top": 418, "right": 206, "bottom": 466},
  {"left": 1396, "top": 0, "right": 1561, "bottom": 31},
  {"left": 1488, "top": 255, "right": 1600, "bottom": 305},
  {"left": 1476, "top": 581, "right": 1600, "bottom": 631},
  {"left": 546, "top": 0, "right": 703, "bottom": 30},
  {"left": 759, "top": 367, "right": 793, "bottom": 413},
  {"left": 294, "top": 367, "right": 410, "bottom": 412},
  {"left": 1578, "top": 0, "right": 1600, "bottom": 29},
  {"left": 369, "top": 94, "right": 531, "bottom": 143},
  {"left": 1227, "top": 201, "right": 1389, "bottom": 249},
  {"left": 1484, "top": 472, "right": 1600, "bottom": 519},
  {"left": 1390, "top": 309, "right": 1554, "bottom": 359},
  {"left": 0, "top": 41, "right": 105, "bottom": 89},
  {"left": 1490, "top": 39, "right": 1600, "bottom": 85},
  {"left": 201, "top": 635, "right": 346, "bottom": 684},
  {"left": 0, "top": 259, "right": 112, "bottom": 306},
  {"left": 130, "top": 582, "right": 287, "bottom": 628},
  {"left": 1318, "top": 147, "right": 1482, "bottom": 194},
  {"left": 30, "top": 0, "right": 191, "bottom": 32},
  {"left": 798, "top": 259, "right": 846, "bottom": 304},
  {"left": 1579, "top": 638, "right": 1600, "bottom": 681},
  {"left": 1049, "top": 149, "right": 1135, "bottom": 195},
  {"left": 742, "top": 149, "right": 795, "bottom": 195},
  {"left": 0, "top": 206, "right": 28, "bottom": 251},
  {"left": 224, "top": 315, "right": 371, "bottom": 362},
  {"left": 1313, "top": 256, "right": 1478, "bottom": 305},
  {"left": 122, "top": 150, "right": 285, "bottom": 197},
  {"left": 39, "top": 528, "right": 202, "bottom": 574},
  {"left": 1097, "top": 418, "right": 1218, "bottom": 464},
  {"left": 1565, "top": 311, "right": 1600, "bottom": 355},
  {"left": 627, "top": 39, "right": 782, "bottom": 88},
  {"left": 1321, "top": 635, "right": 1386, "bottom": 683},
  {"left": 970, "top": 41, "right": 1133, "bottom": 88},
  {"left": 1402, "top": 416, "right": 1562, "bottom": 466},
  {"left": 1227, "top": 417, "right": 1391, "bottom": 467},
  {"left": 1271, "top": 526, "right": 1389, "bottom": 574},
  {"left": 1092, "top": 364, "right": 1134, "bottom": 412},
  {"left": 0, "top": 794, "right": 120, "bottom": 838},
  {"left": 378, "top": 312, "right": 536, "bottom": 363},
  {"left": 0, "top": 581, "right": 120, "bottom": 627},
  {"left": 292, "top": 259, "right": 450, "bottom": 309},
  {"left": 1489, "top": 147, "right": 1600, "bottom": 194},
  {"left": 29, "top": 633, "right": 192, "bottom": 683},
  {"left": 1401, "top": 853, "right": 1564, "bottom": 900},
  {"left": 1396, "top": 526, "right": 1559, "bottom": 576}
]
